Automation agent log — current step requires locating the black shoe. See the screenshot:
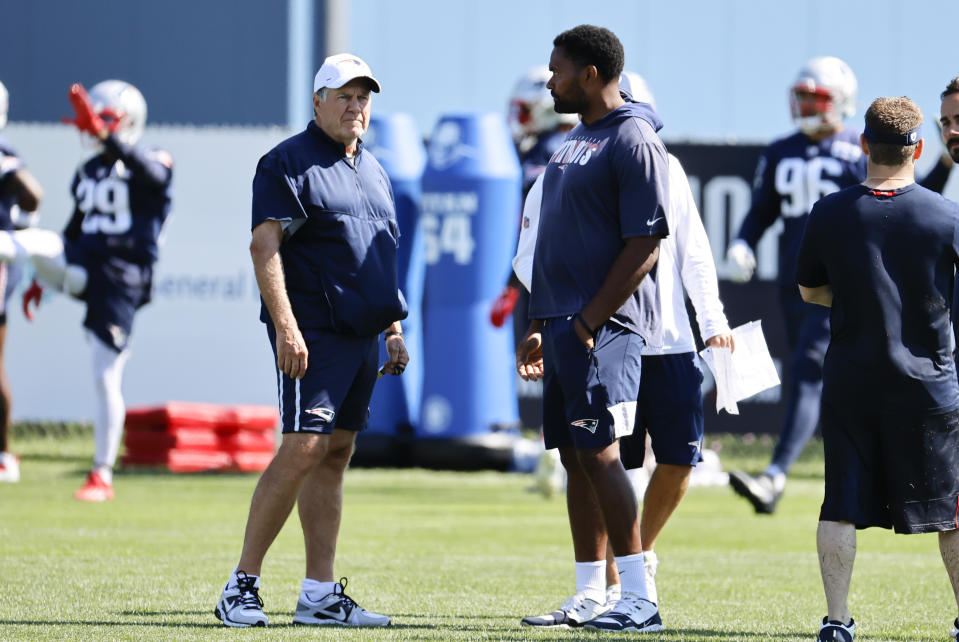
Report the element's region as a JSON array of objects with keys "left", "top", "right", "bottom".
[{"left": 728, "top": 470, "right": 782, "bottom": 514}]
